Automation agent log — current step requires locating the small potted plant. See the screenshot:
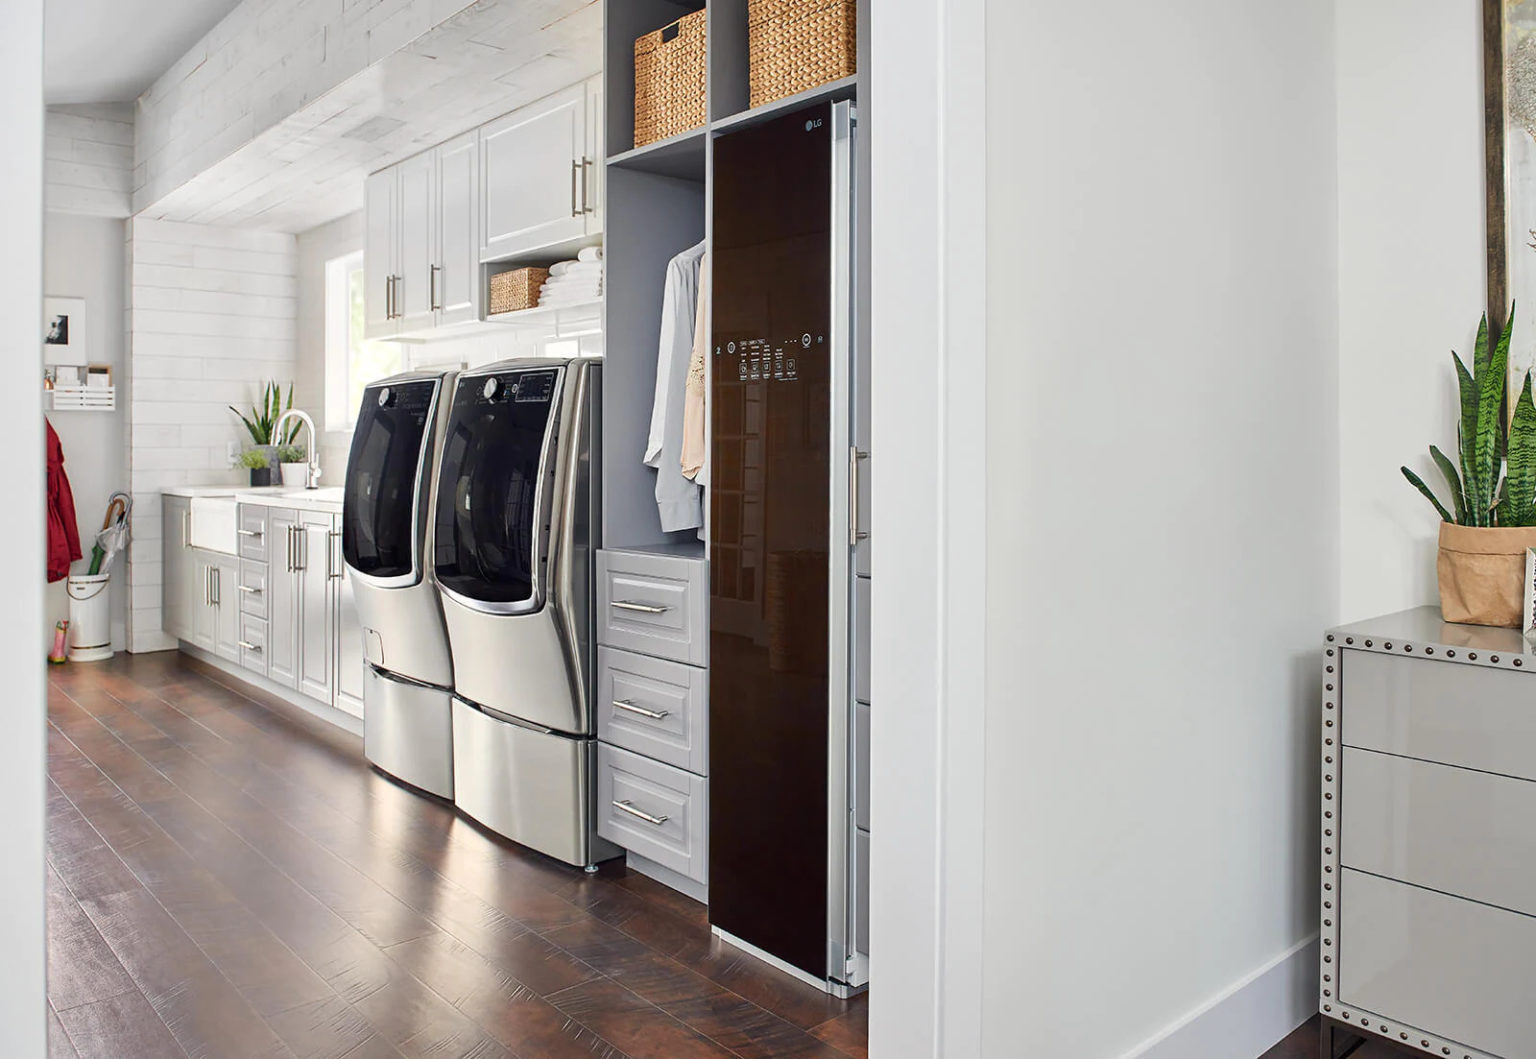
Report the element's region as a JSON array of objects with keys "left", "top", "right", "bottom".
[
  {"left": 239, "top": 449, "right": 274, "bottom": 487},
  {"left": 1401, "top": 310, "right": 1536, "bottom": 626},
  {"left": 229, "top": 381, "right": 298, "bottom": 472},
  {"left": 278, "top": 444, "right": 308, "bottom": 487}
]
